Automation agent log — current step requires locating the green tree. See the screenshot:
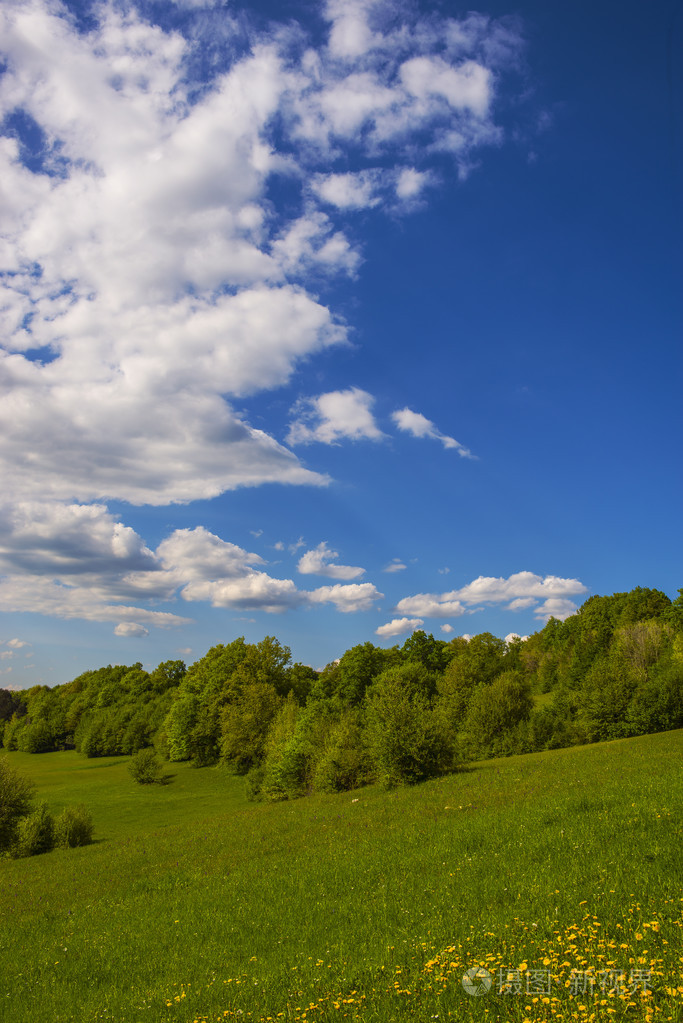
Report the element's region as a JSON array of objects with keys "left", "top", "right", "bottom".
[
  {"left": 128, "top": 748, "right": 166, "bottom": 784},
  {"left": 365, "top": 663, "right": 448, "bottom": 786},
  {"left": 401, "top": 630, "right": 452, "bottom": 673},
  {"left": 258, "top": 695, "right": 305, "bottom": 801},
  {"left": 463, "top": 670, "right": 533, "bottom": 757},
  {"left": 14, "top": 802, "right": 55, "bottom": 857},
  {"left": 219, "top": 682, "right": 282, "bottom": 773},
  {"left": 54, "top": 805, "right": 94, "bottom": 848},
  {"left": 0, "top": 756, "right": 35, "bottom": 852},
  {"left": 313, "top": 708, "right": 374, "bottom": 793}
]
